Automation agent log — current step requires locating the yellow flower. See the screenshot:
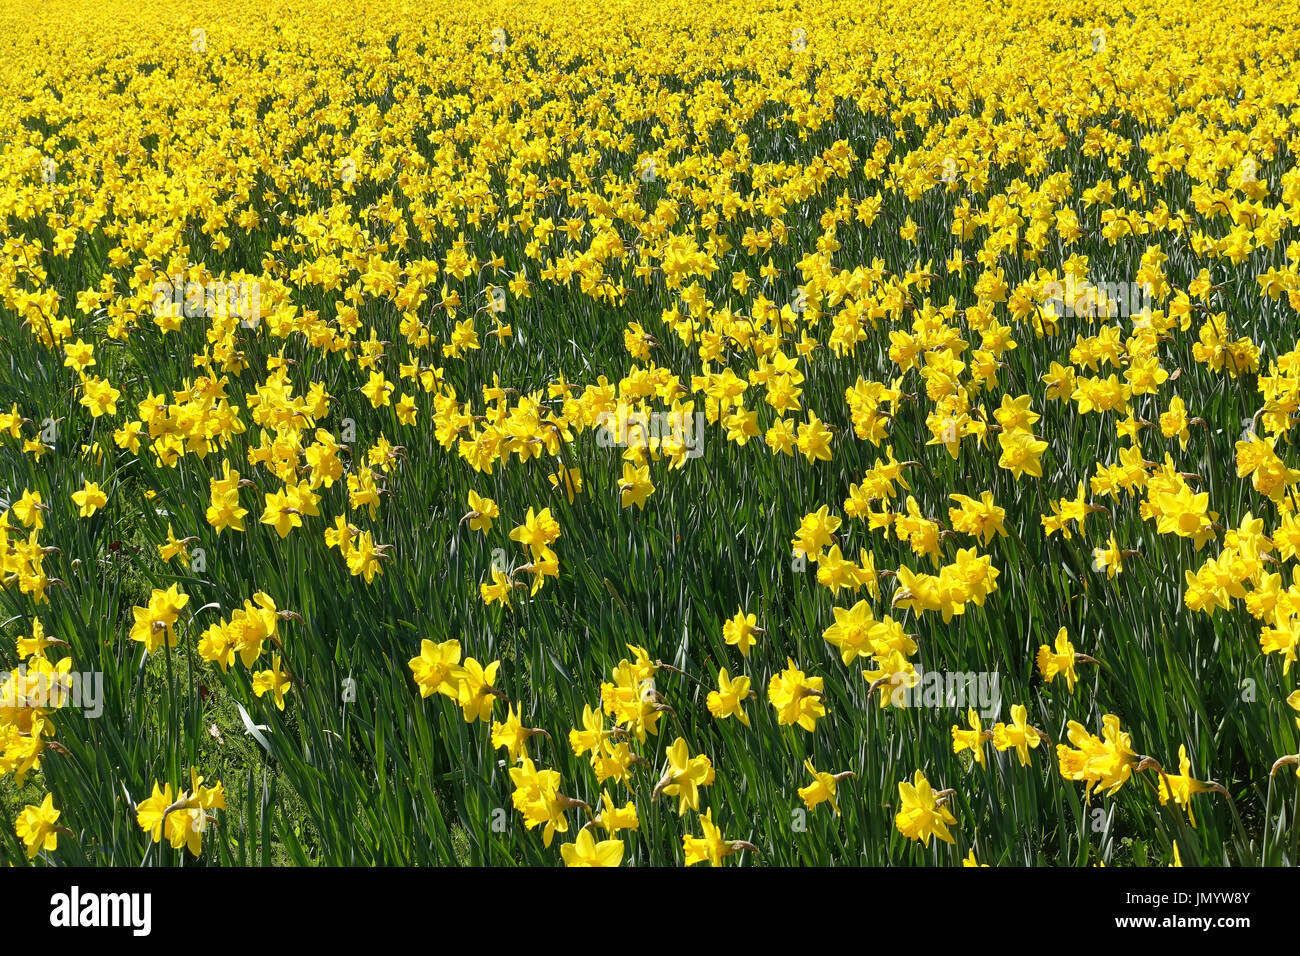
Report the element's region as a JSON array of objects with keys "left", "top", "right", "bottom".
[
  {"left": 457, "top": 657, "right": 502, "bottom": 723},
  {"left": 480, "top": 568, "right": 513, "bottom": 608},
  {"left": 548, "top": 466, "right": 583, "bottom": 504},
  {"left": 952, "top": 708, "right": 992, "bottom": 768},
  {"left": 822, "top": 599, "right": 880, "bottom": 665},
  {"left": 509, "top": 507, "right": 561, "bottom": 551},
  {"left": 559, "top": 829, "right": 623, "bottom": 867},
  {"left": 795, "top": 411, "right": 833, "bottom": 462},
  {"left": 206, "top": 463, "right": 248, "bottom": 534},
  {"left": 1154, "top": 745, "right": 1218, "bottom": 826},
  {"left": 997, "top": 429, "right": 1048, "bottom": 480},
  {"left": 128, "top": 585, "right": 190, "bottom": 655},
  {"left": 158, "top": 523, "right": 193, "bottom": 566},
  {"left": 568, "top": 704, "right": 607, "bottom": 757},
  {"left": 12, "top": 489, "right": 45, "bottom": 529},
  {"left": 465, "top": 490, "right": 498, "bottom": 533},
  {"left": 71, "top": 481, "right": 107, "bottom": 517},
  {"left": 251, "top": 653, "right": 293, "bottom": 711},
  {"left": 491, "top": 704, "right": 540, "bottom": 764},
  {"left": 797, "top": 759, "right": 851, "bottom": 815},
  {"left": 992, "top": 704, "right": 1044, "bottom": 767},
  {"left": 706, "top": 667, "right": 751, "bottom": 726},
  {"left": 135, "top": 770, "right": 225, "bottom": 857},
  {"left": 16, "top": 618, "right": 60, "bottom": 660},
  {"left": 593, "top": 791, "right": 639, "bottom": 834},
  {"left": 768, "top": 658, "right": 826, "bottom": 731},
  {"left": 1056, "top": 714, "right": 1138, "bottom": 797},
  {"left": 894, "top": 770, "right": 957, "bottom": 846},
  {"left": 408, "top": 639, "right": 464, "bottom": 699},
  {"left": 1036, "top": 627, "right": 1080, "bottom": 691},
  {"left": 361, "top": 370, "right": 392, "bottom": 408},
  {"left": 656, "top": 737, "right": 714, "bottom": 815},
  {"left": 15, "top": 794, "right": 60, "bottom": 859},
  {"left": 683, "top": 808, "right": 753, "bottom": 866},
  {"left": 721, "top": 609, "right": 761, "bottom": 656},
  {"left": 618, "top": 461, "right": 654, "bottom": 510},
  {"left": 508, "top": 758, "right": 570, "bottom": 848}
]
